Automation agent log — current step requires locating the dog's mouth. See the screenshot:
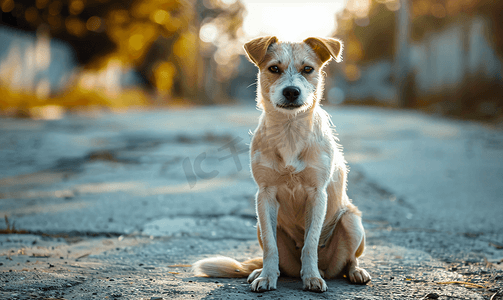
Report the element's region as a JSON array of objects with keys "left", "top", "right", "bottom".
[{"left": 276, "top": 102, "right": 305, "bottom": 110}]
